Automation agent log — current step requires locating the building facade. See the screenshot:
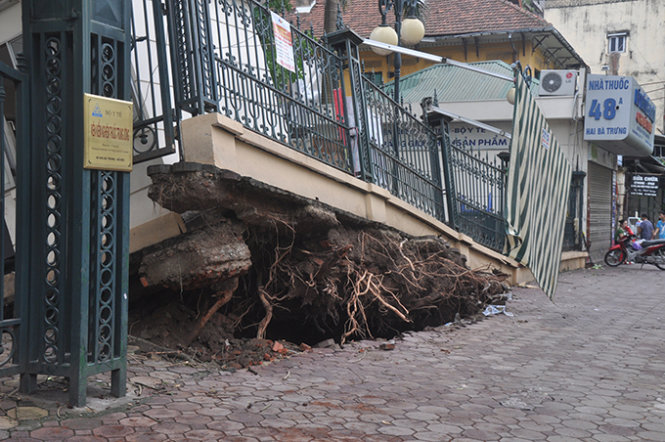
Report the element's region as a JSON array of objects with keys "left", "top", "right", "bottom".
[
  {"left": 543, "top": 0, "right": 665, "bottom": 134},
  {"left": 296, "top": 0, "right": 586, "bottom": 85}
]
